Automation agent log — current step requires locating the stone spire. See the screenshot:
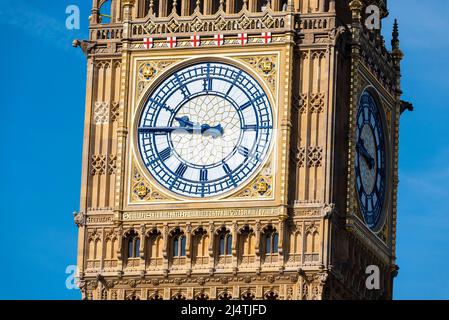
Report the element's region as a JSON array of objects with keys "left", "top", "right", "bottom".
[{"left": 391, "top": 19, "right": 404, "bottom": 61}]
